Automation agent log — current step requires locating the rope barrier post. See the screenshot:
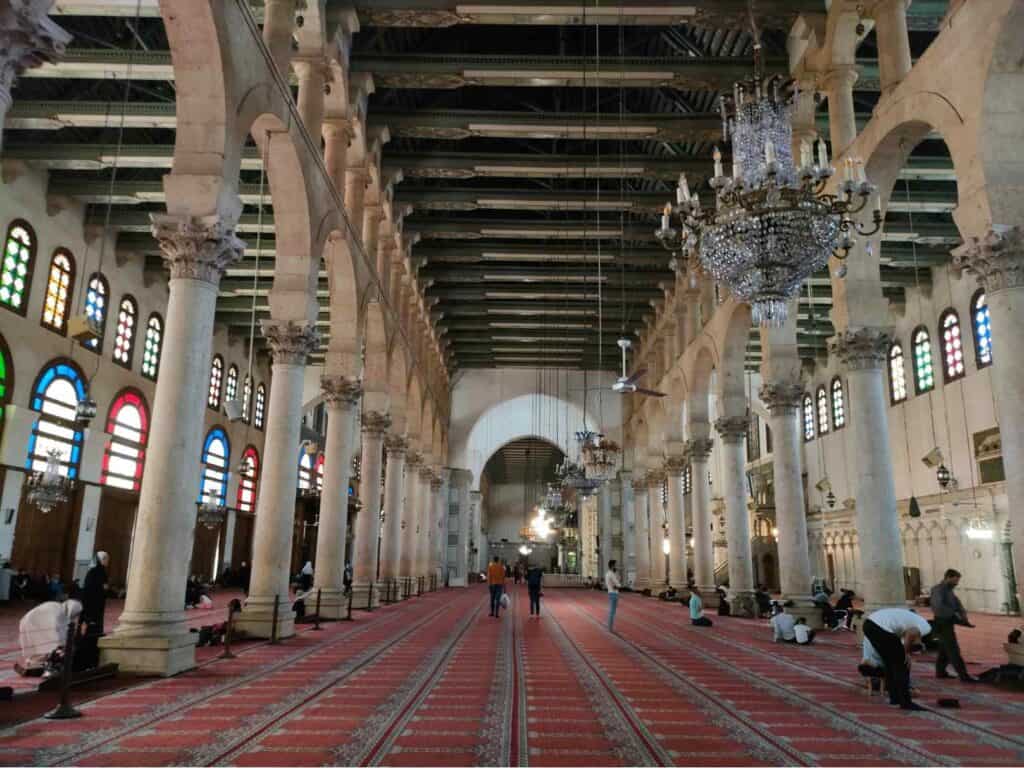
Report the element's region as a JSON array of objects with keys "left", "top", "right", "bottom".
[
  {"left": 45, "top": 622, "right": 82, "bottom": 720},
  {"left": 270, "top": 594, "right": 280, "bottom": 644},
  {"left": 219, "top": 606, "right": 236, "bottom": 660},
  {"left": 312, "top": 589, "right": 322, "bottom": 631}
]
